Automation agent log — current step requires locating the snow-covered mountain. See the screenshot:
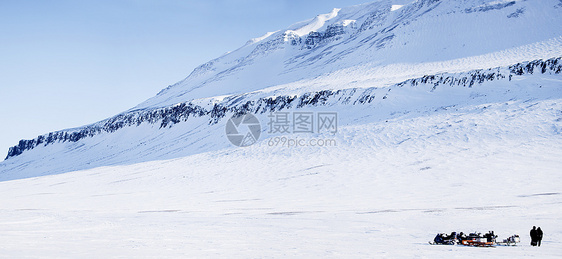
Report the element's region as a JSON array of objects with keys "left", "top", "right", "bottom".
[
  {"left": 1, "top": 1, "right": 562, "bottom": 256},
  {"left": 134, "top": 0, "right": 562, "bottom": 109},
  {"left": 2, "top": 56, "right": 561, "bottom": 180},
  {"left": 3, "top": 0, "right": 561, "bottom": 169}
]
